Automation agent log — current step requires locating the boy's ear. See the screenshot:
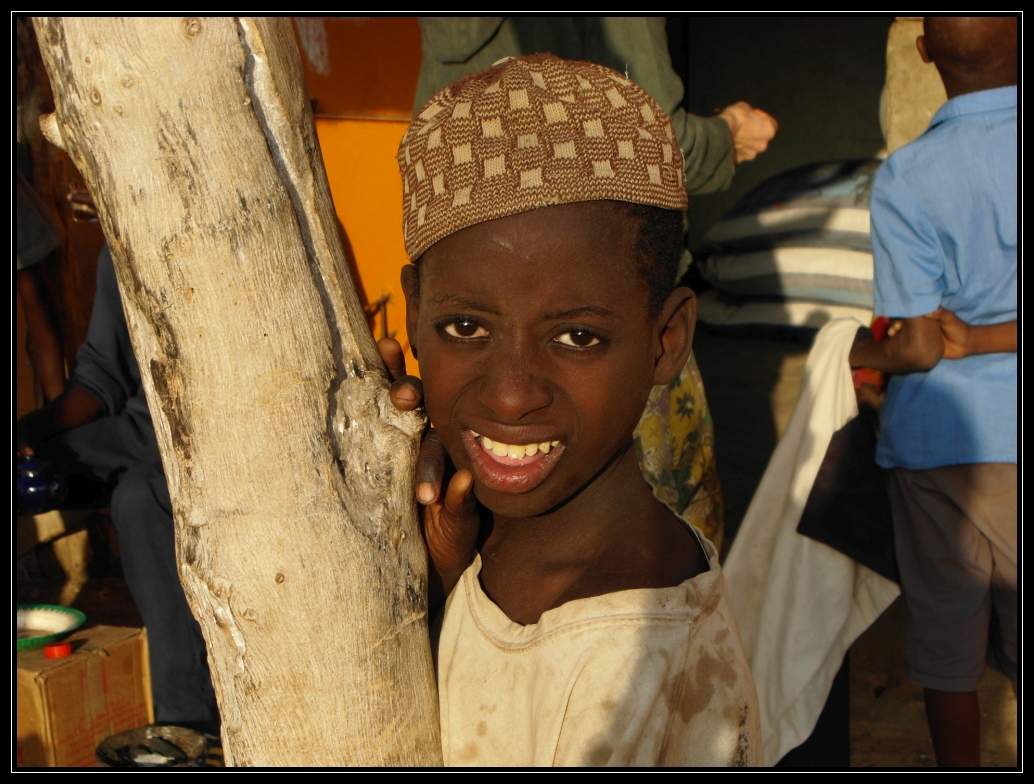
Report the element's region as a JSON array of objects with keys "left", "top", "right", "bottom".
[
  {"left": 401, "top": 264, "right": 421, "bottom": 360},
  {"left": 652, "top": 286, "right": 697, "bottom": 387},
  {"left": 916, "top": 35, "right": 932, "bottom": 64}
]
